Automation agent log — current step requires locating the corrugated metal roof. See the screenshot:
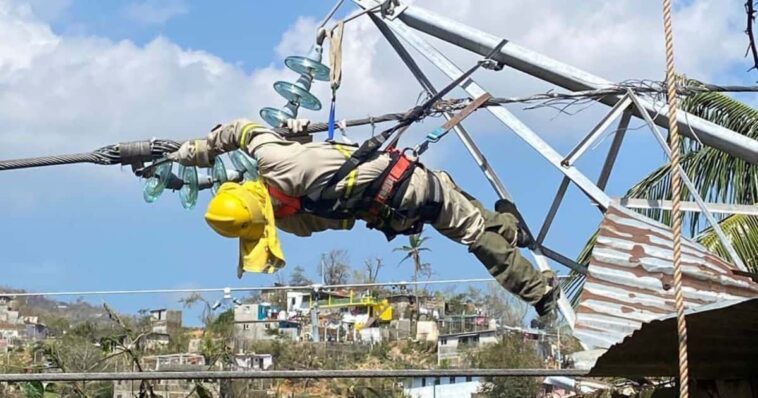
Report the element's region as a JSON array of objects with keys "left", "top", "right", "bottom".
[
  {"left": 574, "top": 204, "right": 758, "bottom": 349},
  {"left": 589, "top": 297, "right": 758, "bottom": 379}
]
